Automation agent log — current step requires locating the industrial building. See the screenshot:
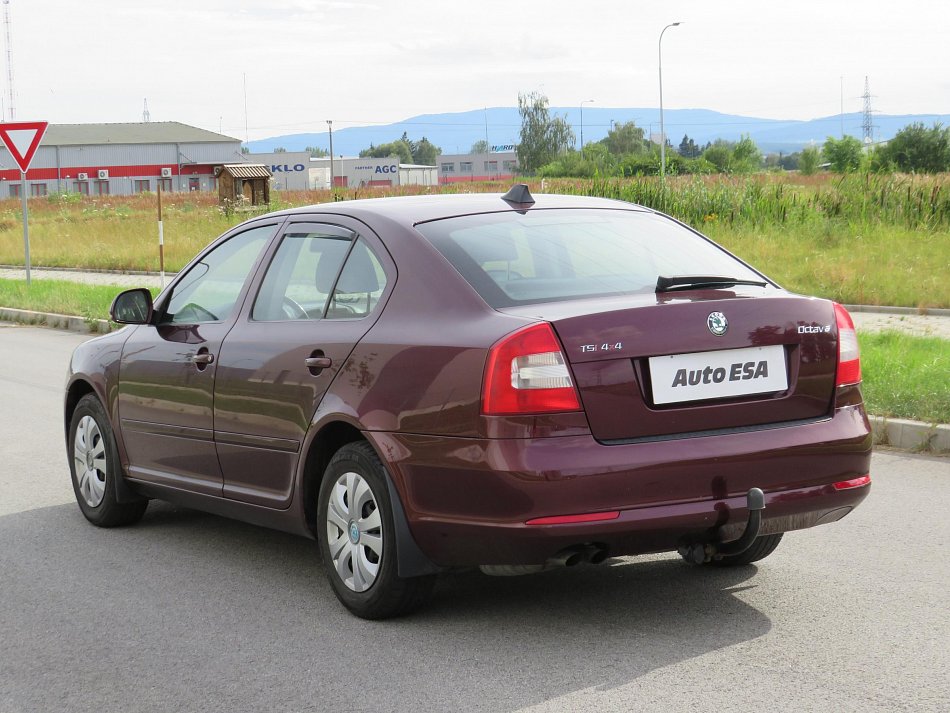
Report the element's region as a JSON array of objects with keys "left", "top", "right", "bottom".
[
  {"left": 242, "top": 152, "right": 437, "bottom": 190},
  {"left": 437, "top": 150, "right": 518, "bottom": 183},
  {"left": 0, "top": 122, "right": 243, "bottom": 198},
  {"left": 0, "top": 121, "right": 508, "bottom": 198}
]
